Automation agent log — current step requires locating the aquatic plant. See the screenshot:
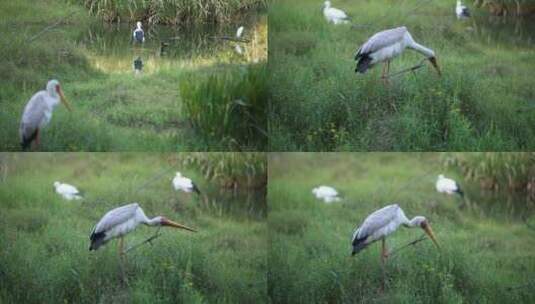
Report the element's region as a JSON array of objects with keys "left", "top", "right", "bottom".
[
  {"left": 171, "top": 152, "right": 267, "bottom": 189},
  {"left": 73, "top": 0, "right": 268, "bottom": 24},
  {"left": 445, "top": 152, "right": 535, "bottom": 196},
  {"left": 180, "top": 64, "right": 268, "bottom": 151}
]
